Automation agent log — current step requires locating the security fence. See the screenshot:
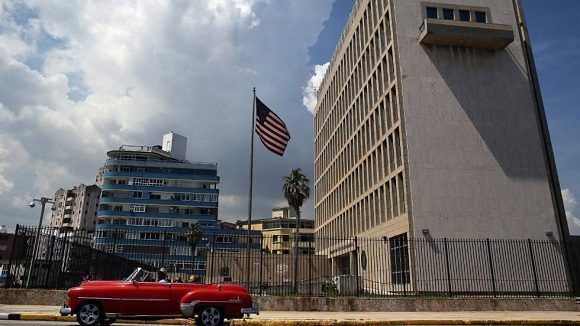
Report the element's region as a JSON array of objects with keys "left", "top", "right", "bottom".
[
  {"left": 4, "top": 225, "right": 578, "bottom": 297},
  {"left": 4, "top": 225, "right": 154, "bottom": 289}
]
